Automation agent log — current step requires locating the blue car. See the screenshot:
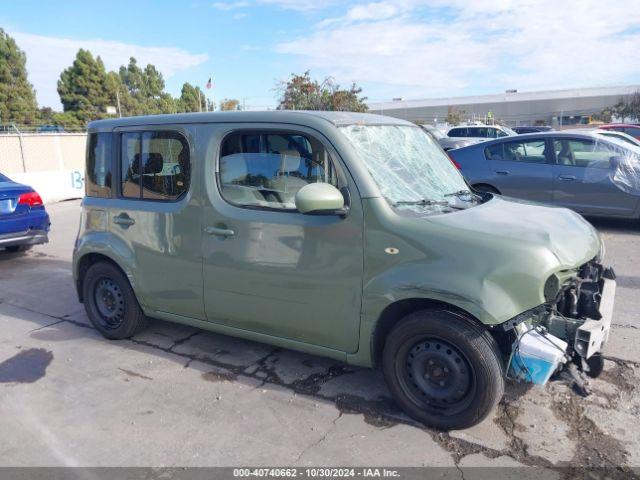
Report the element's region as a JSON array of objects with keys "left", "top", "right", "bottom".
[
  {"left": 0, "top": 173, "right": 50, "bottom": 252},
  {"left": 448, "top": 131, "right": 640, "bottom": 219}
]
